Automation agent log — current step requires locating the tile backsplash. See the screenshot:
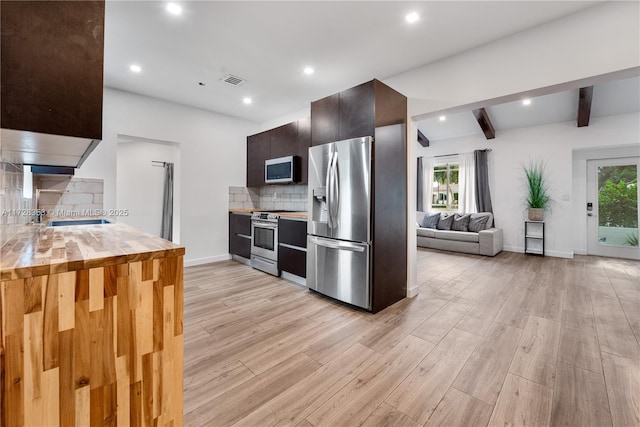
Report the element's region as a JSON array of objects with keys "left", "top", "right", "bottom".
[
  {"left": 0, "top": 161, "right": 29, "bottom": 246},
  {"left": 35, "top": 175, "right": 104, "bottom": 218},
  {"left": 229, "top": 185, "right": 308, "bottom": 211},
  {"left": 0, "top": 168, "right": 106, "bottom": 247}
]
